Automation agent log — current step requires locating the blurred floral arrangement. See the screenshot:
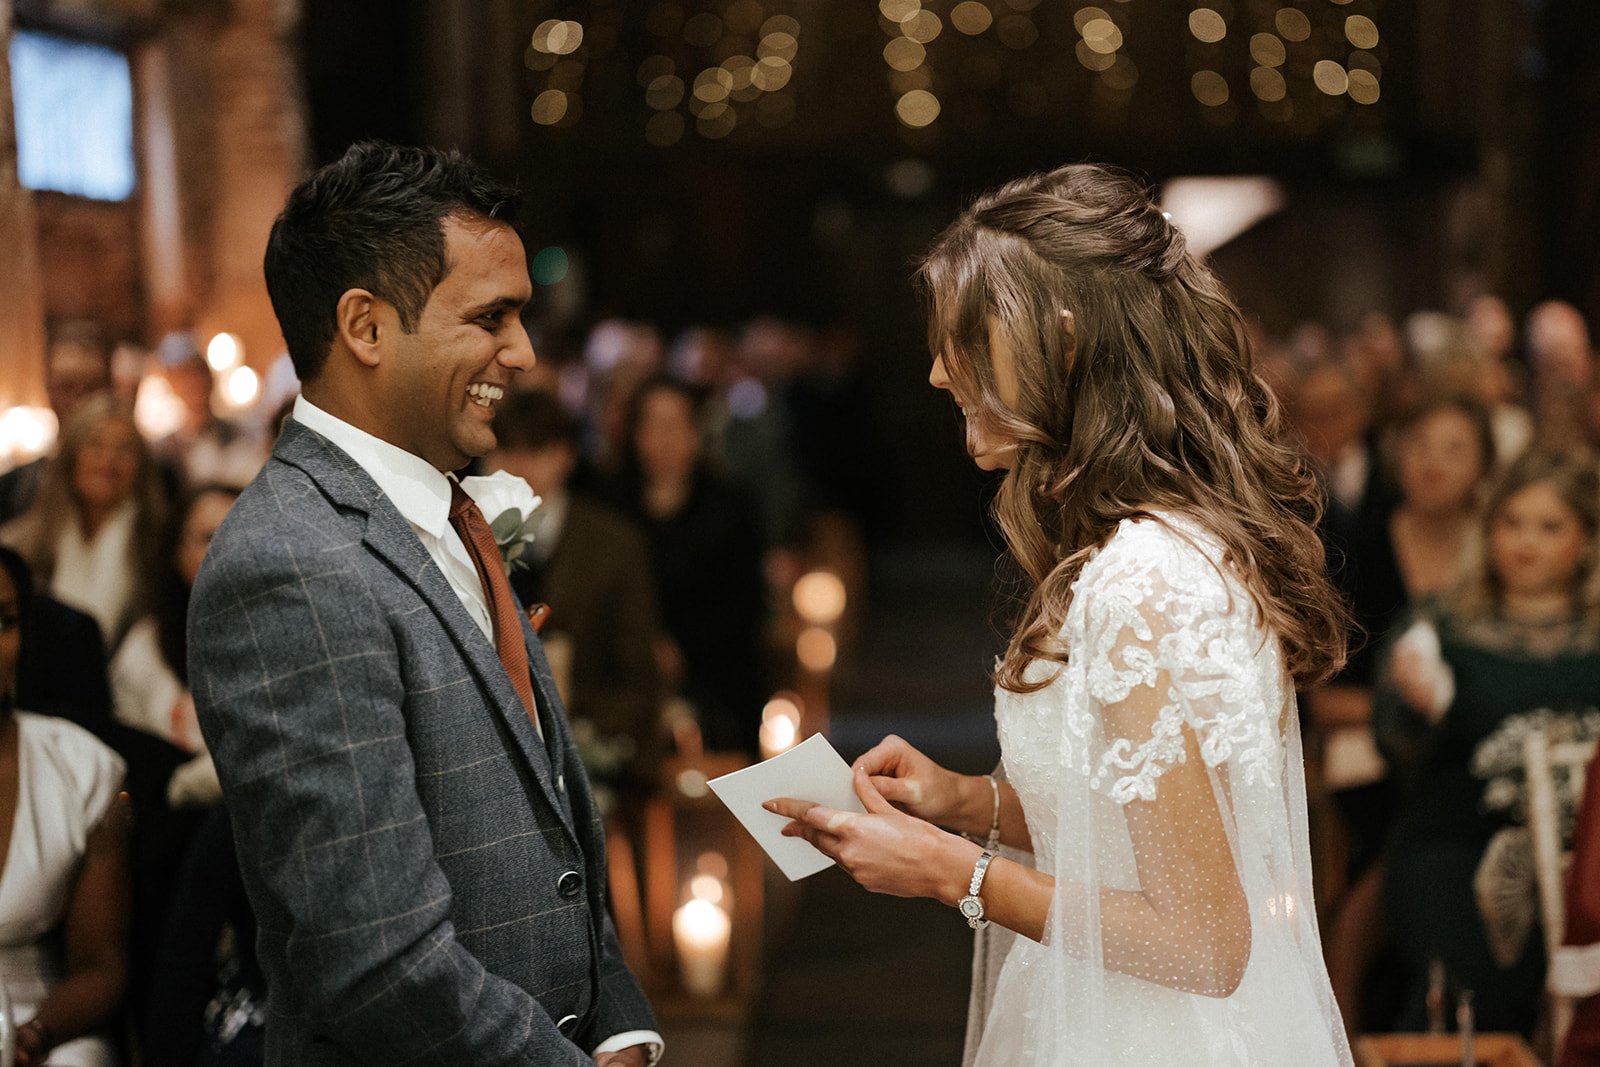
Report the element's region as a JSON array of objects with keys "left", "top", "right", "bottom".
[
  {"left": 1471, "top": 707, "right": 1600, "bottom": 967},
  {"left": 568, "top": 716, "right": 637, "bottom": 817}
]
